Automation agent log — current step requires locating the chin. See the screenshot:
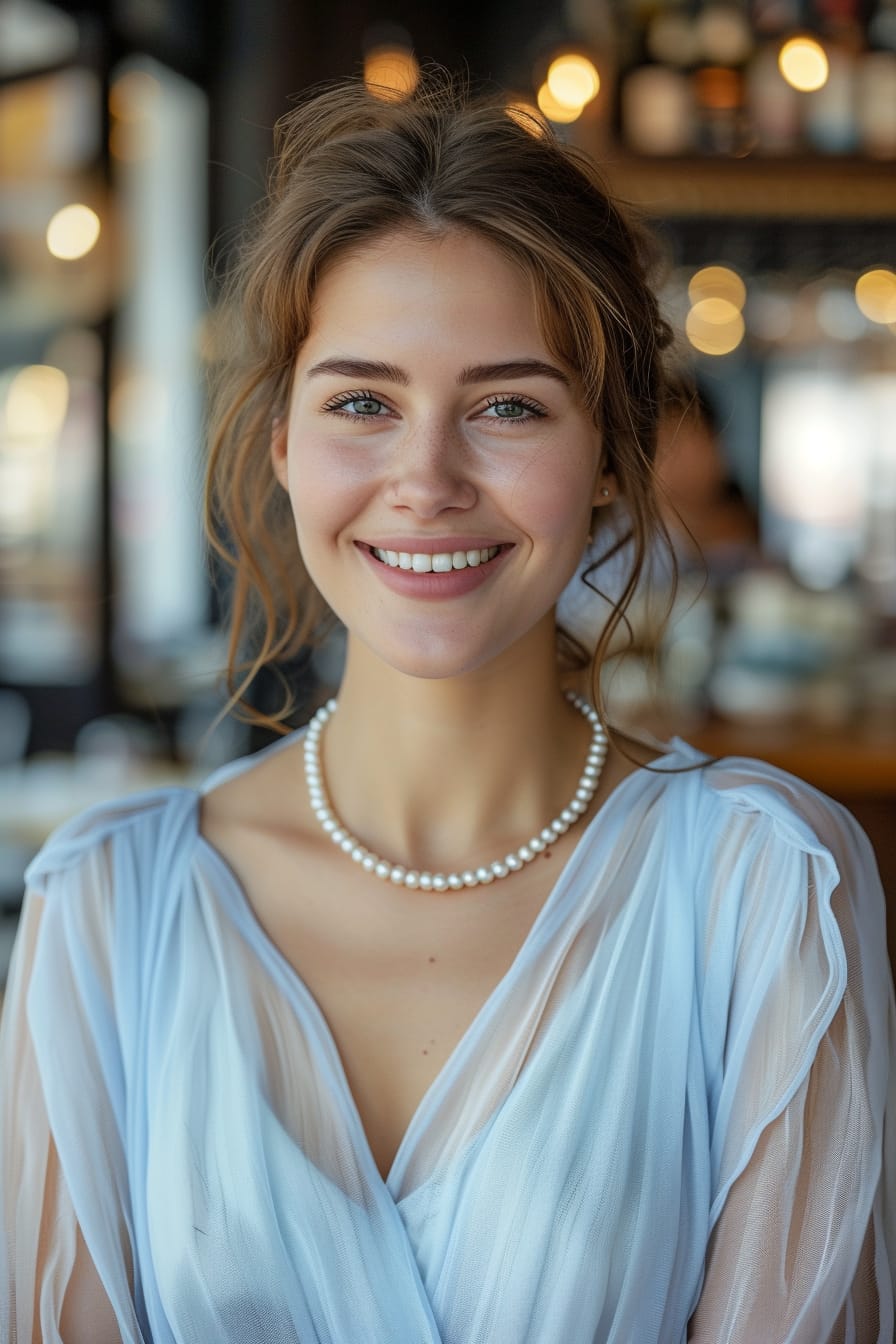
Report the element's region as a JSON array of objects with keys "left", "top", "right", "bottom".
[{"left": 357, "top": 629, "right": 522, "bottom": 683}]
